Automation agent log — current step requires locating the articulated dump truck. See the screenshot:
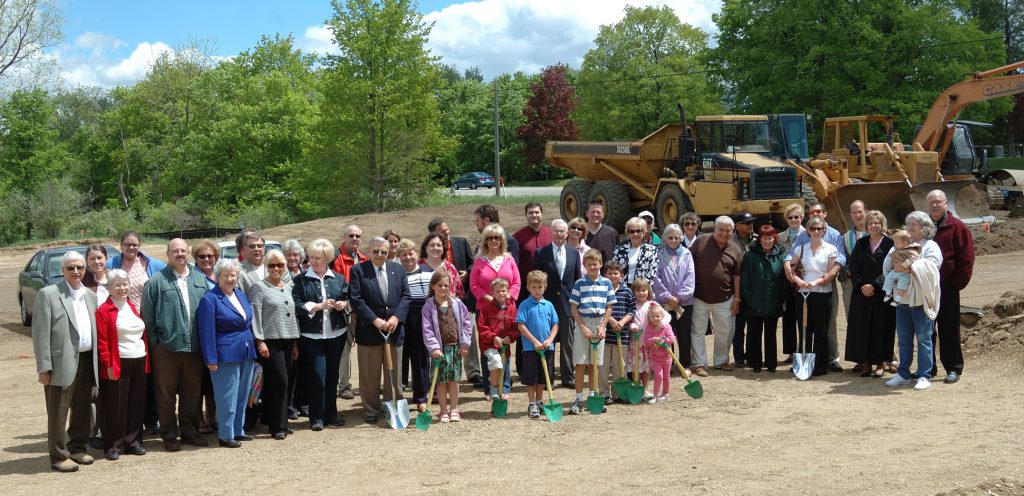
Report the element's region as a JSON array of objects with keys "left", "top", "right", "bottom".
[{"left": 545, "top": 105, "right": 808, "bottom": 231}]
